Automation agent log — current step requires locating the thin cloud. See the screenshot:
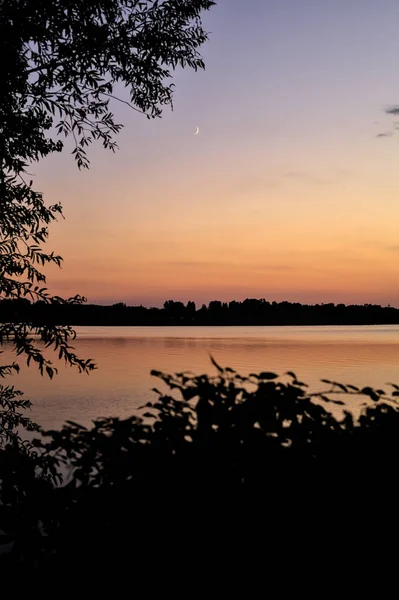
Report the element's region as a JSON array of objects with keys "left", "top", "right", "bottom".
[
  {"left": 386, "top": 105, "right": 399, "bottom": 116},
  {"left": 231, "top": 175, "right": 280, "bottom": 194},
  {"left": 253, "top": 264, "right": 294, "bottom": 272},
  {"left": 166, "top": 260, "right": 228, "bottom": 267},
  {"left": 163, "top": 260, "right": 294, "bottom": 271},
  {"left": 284, "top": 171, "right": 332, "bottom": 185},
  {"left": 376, "top": 132, "right": 393, "bottom": 138}
]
